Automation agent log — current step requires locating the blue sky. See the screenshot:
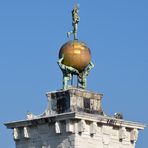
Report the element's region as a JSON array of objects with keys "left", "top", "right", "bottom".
[{"left": 0, "top": 0, "right": 148, "bottom": 147}]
